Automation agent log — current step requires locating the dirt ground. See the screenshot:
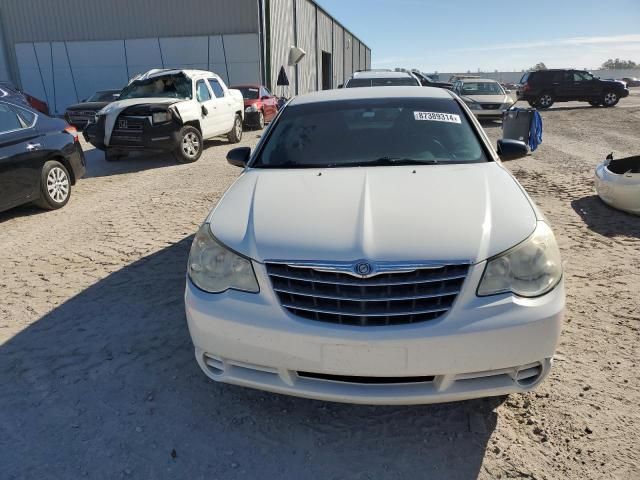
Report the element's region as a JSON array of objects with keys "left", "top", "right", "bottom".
[{"left": 1, "top": 92, "right": 639, "bottom": 480}]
